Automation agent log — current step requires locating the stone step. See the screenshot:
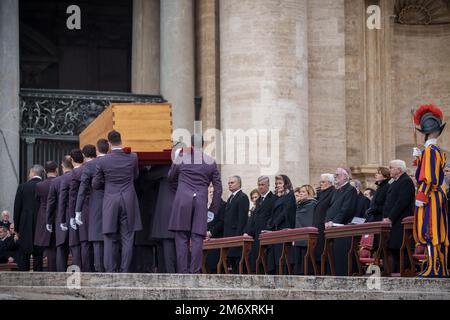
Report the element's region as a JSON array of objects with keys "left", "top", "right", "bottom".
[{"left": 1, "top": 272, "right": 449, "bottom": 300}]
